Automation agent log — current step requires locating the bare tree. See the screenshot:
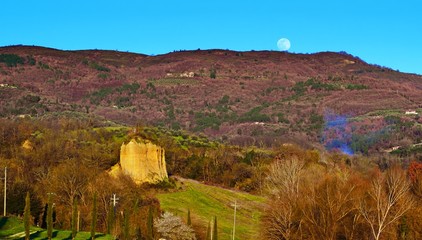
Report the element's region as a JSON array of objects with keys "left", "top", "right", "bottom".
[
  {"left": 359, "top": 167, "right": 414, "bottom": 240},
  {"left": 301, "top": 174, "right": 358, "bottom": 240},
  {"left": 265, "top": 156, "right": 305, "bottom": 197},
  {"left": 263, "top": 198, "right": 300, "bottom": 240},
  {"left": 46, "top": 160, "right": 92, "bottom": 207},
  {"left": 263, "top": 157, "right": 305, "bottom": 239}
]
